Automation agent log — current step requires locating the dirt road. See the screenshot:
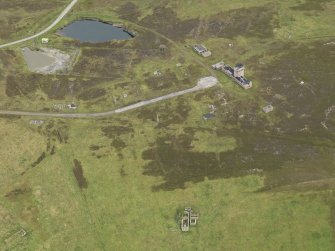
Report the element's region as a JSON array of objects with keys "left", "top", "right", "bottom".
[
  {"left": 0, "top": 77, "right": 218, "bottom": 118},
  {"left": 0, "top": 0, "right": 78, "bottom": 49}
]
